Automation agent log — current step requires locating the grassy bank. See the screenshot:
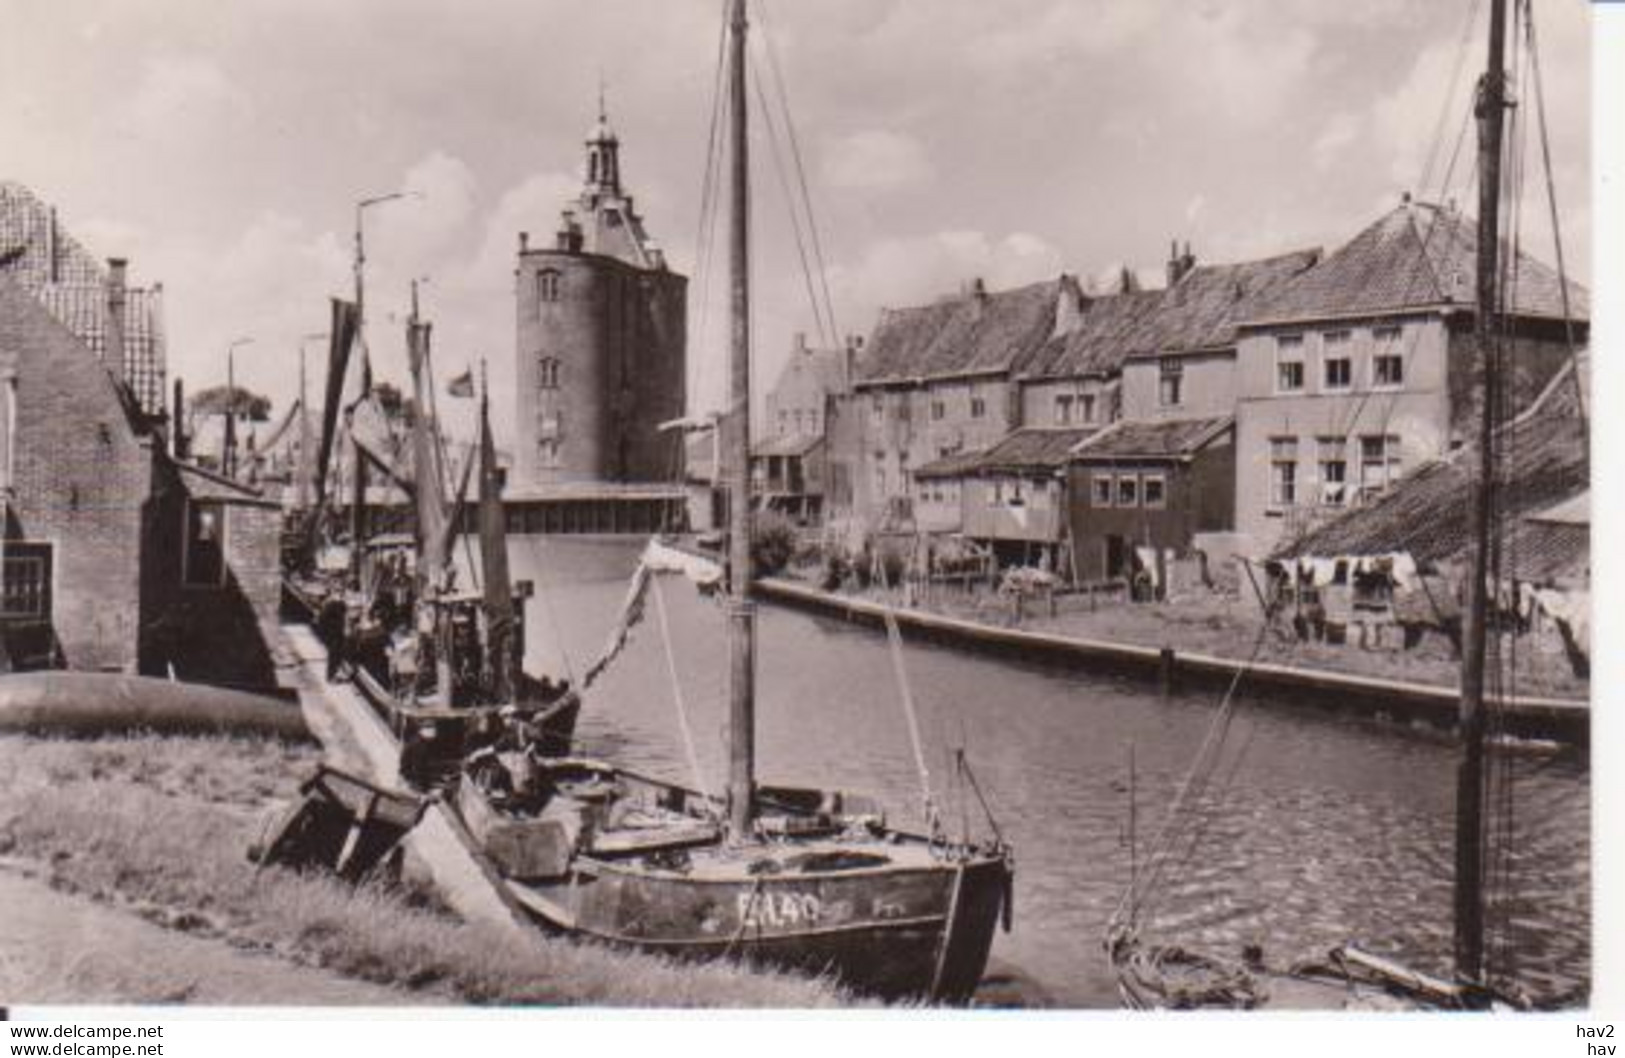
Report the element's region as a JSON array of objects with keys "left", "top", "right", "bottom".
[
  {"left": 0, "top": 733, "right": 849, "bottom": 1007},
  {"left": 788, "top": 574, "right": 1587, "bottom": 700}
]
